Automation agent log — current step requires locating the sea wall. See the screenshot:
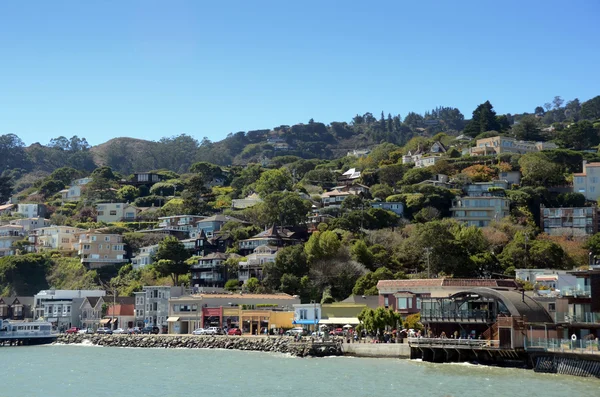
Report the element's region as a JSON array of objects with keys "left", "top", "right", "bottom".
[
  {"left": 341, "top": 342, "right": 410, "bottom": 358},
  {"left": 56, "top": 334, "right": 342, "bottom": 357},
  {"left": 532, "top": 352, "right": 600, "bottom": 378}
]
